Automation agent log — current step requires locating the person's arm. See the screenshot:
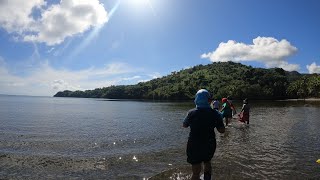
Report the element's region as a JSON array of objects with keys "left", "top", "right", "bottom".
[
  {"left": 220, "top": 103, "right": 225, "bottom": 112},
  {"left": 230, "top": 103, "right": 235, "bottom": 110},
  {"left": 183, "top": 111, "right": 191, "bottom": 128},
  {"left": 216, "top": 114, "right": 225, "bottom": 133},
  {"left": 240, "top": 104, "right": 245, "bottom": 113},
  {"left": 231, "top": 103, "right": 237, "bottom": 114},
  {"left": 217, "top": 126, "right": 225, "bottom": 133}
]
